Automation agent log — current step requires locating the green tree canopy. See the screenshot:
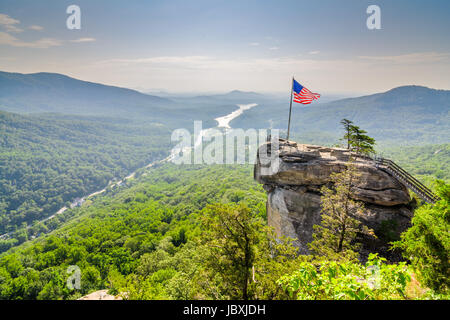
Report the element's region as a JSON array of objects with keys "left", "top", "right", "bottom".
[
  {"left": 308, "top": 162, "right": 375, "bottom": 262},
  {"left": 394, "top": 181, "right": 449, "bottom": 295},
  {"left": 340, "top": 118, "right": 376, "bottom": 155}
]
